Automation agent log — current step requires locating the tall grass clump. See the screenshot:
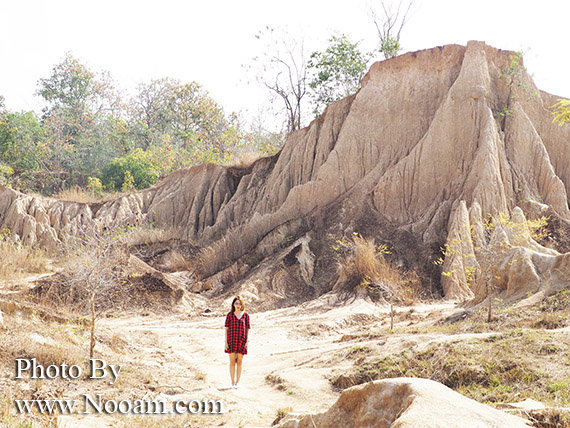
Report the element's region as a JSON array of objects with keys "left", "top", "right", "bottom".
[
  {"left": 333, "top": 233, "right": 406, "bottom": 300},
  {"left": 55, "top": 185, "right": 100, "bottom": 203},
  {"left": 332, "top": 233, "right": 417, "bottom": 328}
]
